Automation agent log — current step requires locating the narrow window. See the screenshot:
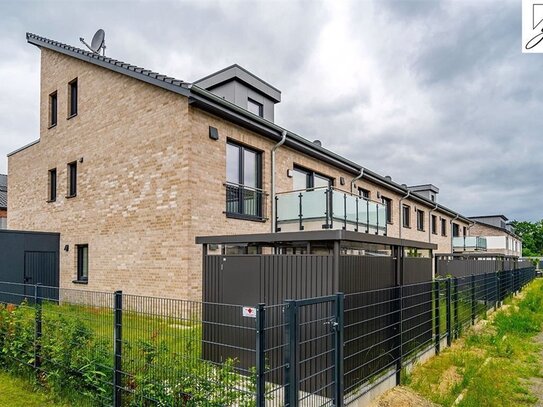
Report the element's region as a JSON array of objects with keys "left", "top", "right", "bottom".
[
  {"left": 358, "top": 188, "right": 370, "bottom": 200},
  {"left": 402, "top": 205, "right": 410, "bottom": 228},
  {"left": 382, "top": 197, "right": 393, "bottom": 223},
  {"left": 432, "top": 215, "right": 437, "bottom": 235},
  {"left": 67, "top": 161, "right": 77, "bottom": 197},
  {"left": 76, "top": 244, "right": 88, "bottom": 282},
  {"left": 441, "top": 218, "right": 447, "bottom": 236},
  {"left": 247, "top": 98, "right": 263, "bottom": 117},
  {"left": 69, "top": 78, "right": 78, "bottom": 117},
  {"left": 416, "top": 209, "right": 425, "bottom": 231},
  {"left": 463, "top": 226, "right": 467, "bottom": 236},
  {"left": 49, "top": 92, "right": 57, "bottom": 127},
  {"left": 48, "top": 168, "right": 57, "bottom": 202},
  {"left": 452, "top": 223, "right": 460, "bottom": 237}
]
